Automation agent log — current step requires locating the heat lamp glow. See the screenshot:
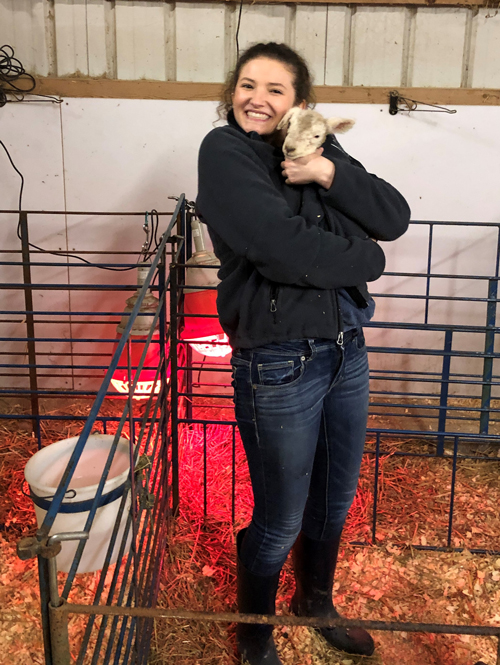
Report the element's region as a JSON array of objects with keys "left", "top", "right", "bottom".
[
  {"left": 110, "top": 335, "right": 165, "bottom": 400},
  {"left": 110, "top": 377, "right": 162, "bottom": 398},
  {"left": 186, "top": 333, "right": 232, "bottom": 358}
]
